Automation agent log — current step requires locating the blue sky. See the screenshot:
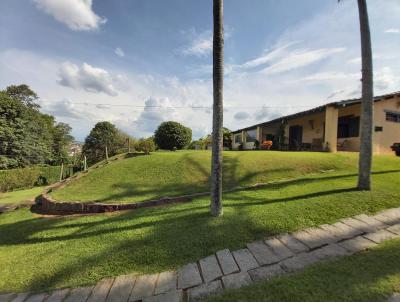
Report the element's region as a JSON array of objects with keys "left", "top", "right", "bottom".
[{"left": 0, "top": 0, "right": 399, "bottom": 141}]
